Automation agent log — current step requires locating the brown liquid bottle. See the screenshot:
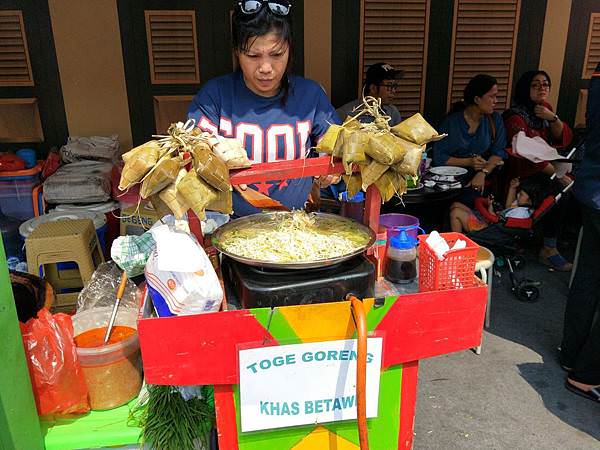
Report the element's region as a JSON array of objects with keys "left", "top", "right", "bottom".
[{"left": 384, "top": 230, "right": 417, "bottom": 284}]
